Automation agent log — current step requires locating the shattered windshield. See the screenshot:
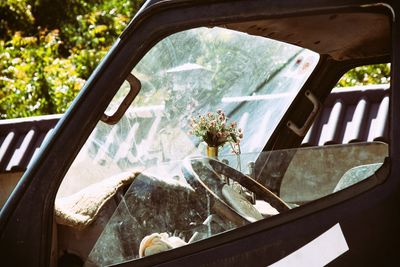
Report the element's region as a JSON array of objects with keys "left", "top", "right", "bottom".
[
  {"left": 93, "top": 26, "right": 318, "bottom": 168},
  {"left": 58, "top": 26, "right": 319, "bottom": 197},
  {"left": 129, "top": 27, "right": 318, "bottom": 159}
]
